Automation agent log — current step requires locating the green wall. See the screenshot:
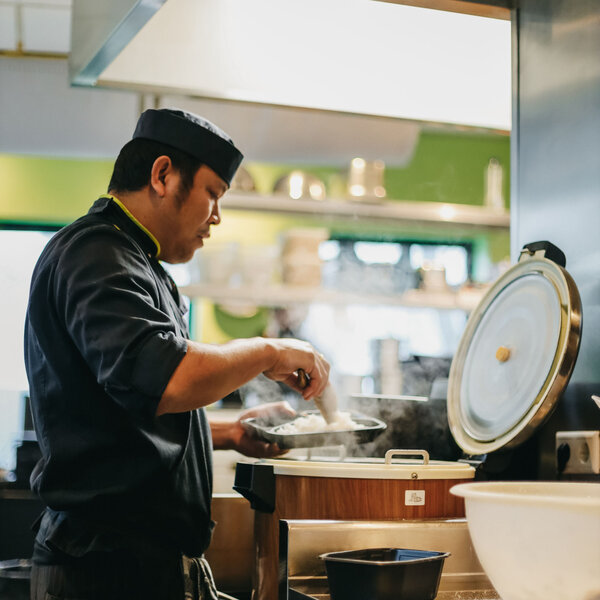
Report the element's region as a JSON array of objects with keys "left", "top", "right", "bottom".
[
  {"left": 1, "top": 154, "right": 114, "bottom": 225},
  {"left": 386, "top": 131, "right": 510, "bottom": 206},
  {"left": 0, "top": 130, "right": 511, "bottom": 277},
  {"left": 1, "top": 131, "right": 510, "bottom": 343},
  {"left": 246, "top": 131, "right": 511, "bottom": 208},
  {"left": 0, "top": 130, "right": 510, "bottom": 226}
]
